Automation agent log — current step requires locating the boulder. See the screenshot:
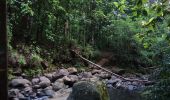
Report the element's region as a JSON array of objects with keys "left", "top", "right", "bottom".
[
  {"left": 67, "top": 67, "right": 78, "bottom": 75},
  {"left": 52, "top": 69, "right": 69, "bottom": 82},
  {"left": 39, "top": 76, "right": 51, "bottom": 88},
  {"left": 92, "top": 69, "right": 102, "bottom": 75},
  {"left": 67, "top": 81, "right": 110, "bottom": 100},
  {"left": 63, "top": 75, "right": 78, "bottom": 87},
  {"left": 8, "top": 89, "right": 20, "bottom": 98},
  {"left": 8, "top": 89, "right": 26, "bottom": 100},
  {"left": 52, "top": 81, "right": 66, "bottom": 91},
  {"left": 98, "top": 72, "right": 111, "bottom": 79},
  {"left": 78, "top": 72, "right": 92, "bottom": 79},
  {"left": 32, "top": 78, "right": 40, "bottom": 85},
  {"left": 43, "top": 89, "right": 55, "bottom": 98},
  {"left": 10, "top": 79, "right": 31, "bottom": 87},
  {"left": 44, "top": 73, "right": 53, "bottom": 81}
]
